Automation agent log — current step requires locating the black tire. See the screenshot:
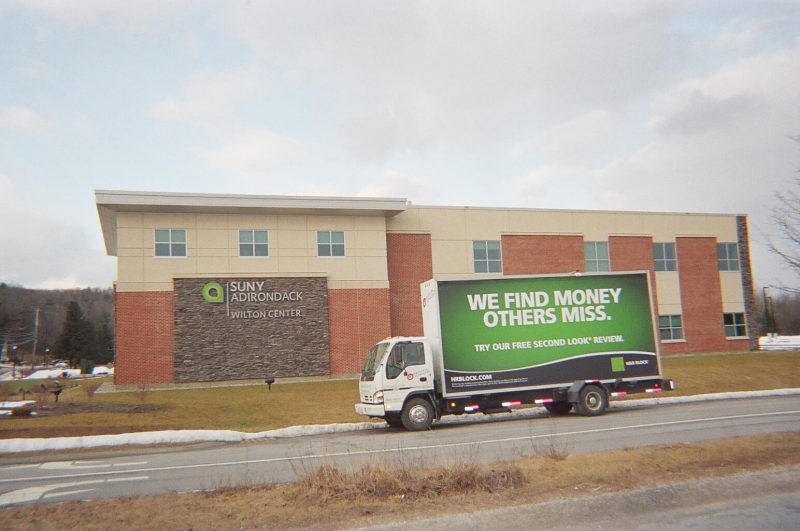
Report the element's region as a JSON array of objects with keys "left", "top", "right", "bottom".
[
  {"left": 384, "top": 415, "right": 403, "bottom": 428},
  {"left": 544, "top": 401, "right": 573, "bottom": 415},
  {"left": 401, "top": 398, "right": 434, "bottom": 431},
  {"left": 575, "top": 385, "right": 607, "bottom": 416}
]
